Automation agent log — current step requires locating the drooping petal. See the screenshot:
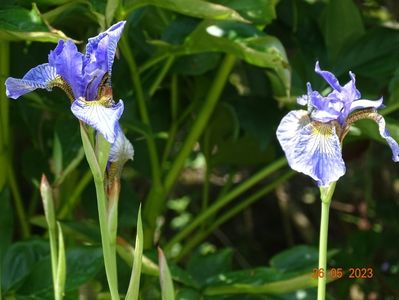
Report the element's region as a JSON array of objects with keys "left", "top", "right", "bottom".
[
  {"left": 277, "top": 110, "right": 346, "bottom": 186},
  {"left": 109, "top": 124, "right": 134, "bottom": 163},
  {"left": 83, "top": 21, "right": 126, "bottom": 99},
  {"left": 349, "top": 97, "right": 384, "bottom": 113},
  {"left": 71, "top": 98, "right": 124, "bottom": 143},
  {"left": 5, "top": 63, "right": 58, "bottom": 99},
  {"left": 48, "top": 40, "right": 84, "bottom": 98},
  {"left": 276, "top": 110, "right": 311, "bottom": 165},
  {"left": 315, "top": 61, "right": 342, "bottom": 92},
  {"left": 371, "top": 113, "right": 399, "bottom": 162}
]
